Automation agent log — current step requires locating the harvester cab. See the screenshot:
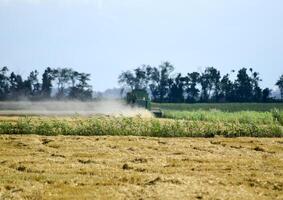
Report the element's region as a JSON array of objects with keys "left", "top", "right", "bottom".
[{"left": 126, "top": 89, "right": 162, "bottom": 117}]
